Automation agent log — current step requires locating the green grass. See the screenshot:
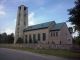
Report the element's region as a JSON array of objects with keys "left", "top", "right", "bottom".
[{"left": 3, "top": 47, "right": 80, "bottom": 58}]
